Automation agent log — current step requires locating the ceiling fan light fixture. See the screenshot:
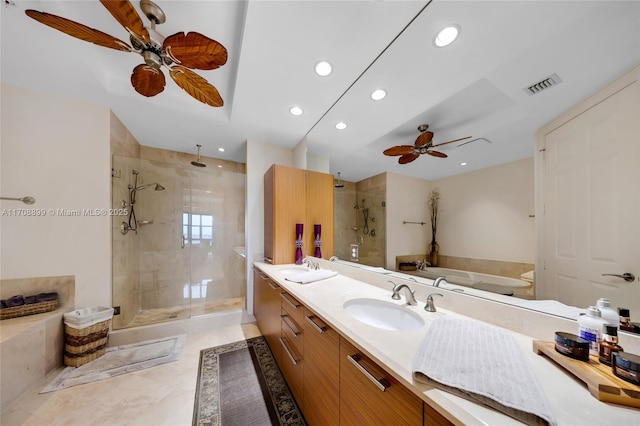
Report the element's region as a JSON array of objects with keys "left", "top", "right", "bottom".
[
  {"left": 335, "top": 122, "right": 347, "bottom": 130},
  {"left": 434, "top": 24, "right": 460, "bottom": 47},
  {"left": 370, "top": 89, "right": 387, "bottom": 101},
  {"left": 289, "top": 106, "right": 303, "bottom": 116},
  {"left": 314, "top": 60, "right": 332, "bottom": 77}
]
